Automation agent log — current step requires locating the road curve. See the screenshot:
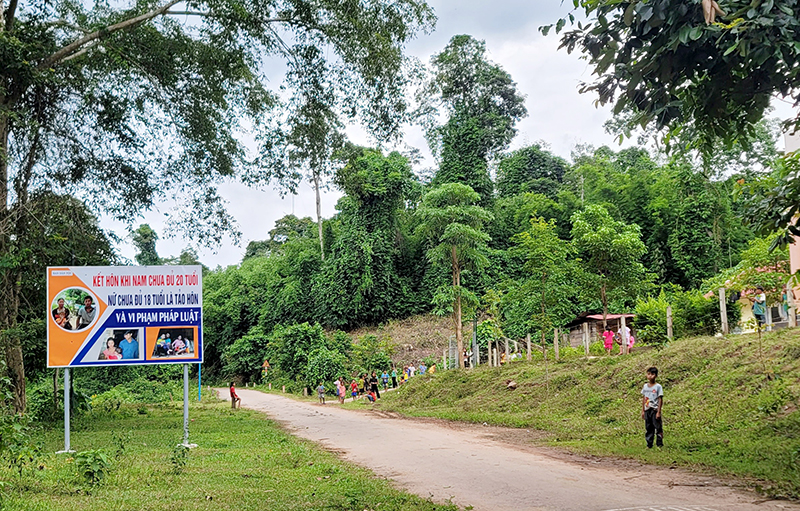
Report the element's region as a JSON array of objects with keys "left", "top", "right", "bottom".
[{"left": 232, "top": 389, "right": 797, "bottom": 511}]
